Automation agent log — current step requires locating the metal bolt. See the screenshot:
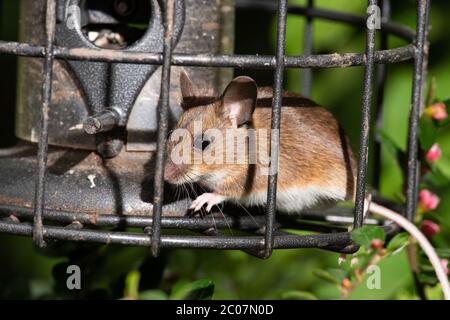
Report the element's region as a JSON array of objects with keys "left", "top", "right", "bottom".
[
  {"left": 83, "top": 117, "right": 102, "bottom": 134},
  {"left": 83, "top": 109, "right": 119, "bottom": 135}
]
